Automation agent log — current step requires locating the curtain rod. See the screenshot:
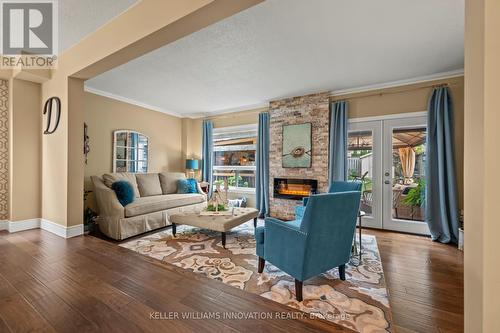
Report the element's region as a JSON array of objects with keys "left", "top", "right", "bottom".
[{"left": 330, "top": 82, "right": 460, "bottom": 101}]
